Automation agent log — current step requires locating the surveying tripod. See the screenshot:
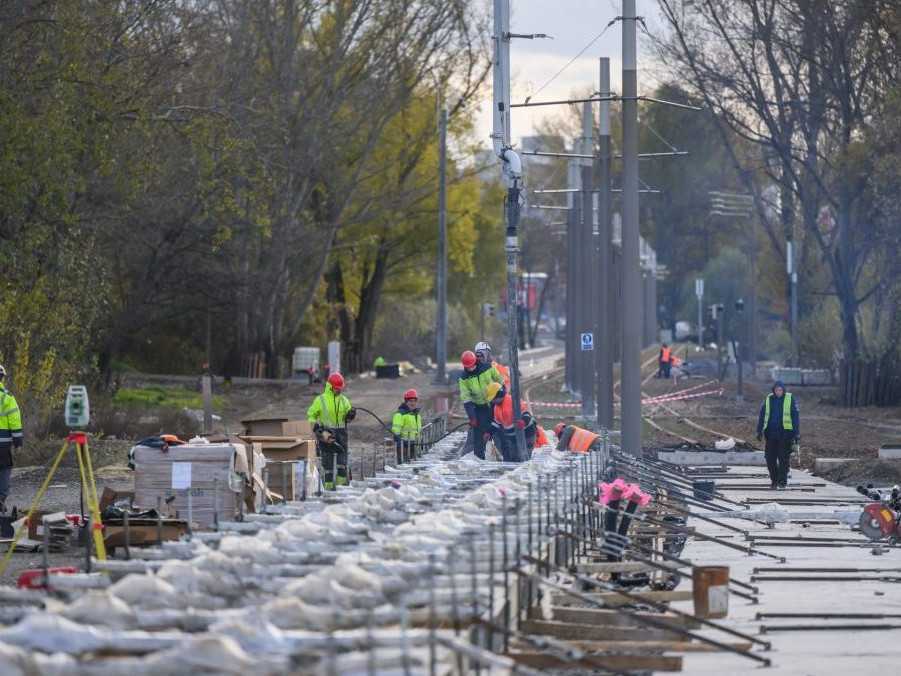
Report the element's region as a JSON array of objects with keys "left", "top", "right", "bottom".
[{"left": 0, "top": 432, "right": 106, "bottom": 576}]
